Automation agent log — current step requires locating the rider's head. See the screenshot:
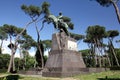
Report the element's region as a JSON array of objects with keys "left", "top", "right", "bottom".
[{"left": 59, "top": 12, "right": 62, "bottom": 16}]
